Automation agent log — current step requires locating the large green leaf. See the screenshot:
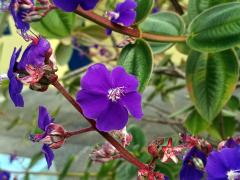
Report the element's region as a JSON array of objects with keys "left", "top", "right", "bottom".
[
  {"left": 186, "top": 50, "right": 239, "bottom": 121},
  {"left": 184, "top": 110, "right": 209, "bottom": 135},
  {"left": 188, "top": 0, "right": 236, "bottom": 22},
  {"left": 118, "top": 39, "right": 153, "bottom": 92},
  {"left": 31, "top": 9, "right": 75, "bottom": 39},
  {"left": 187, "top": 2, "right": 240, "bottom": 52},
  {"left": 140, "top": 12, "right": 185, "bottom": 54},
  {"left": 55, "top": 43, "right": 73, "bottom": 65},
  {"left": 135, "top": 0, "right": 154, "bottom": 24}
]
